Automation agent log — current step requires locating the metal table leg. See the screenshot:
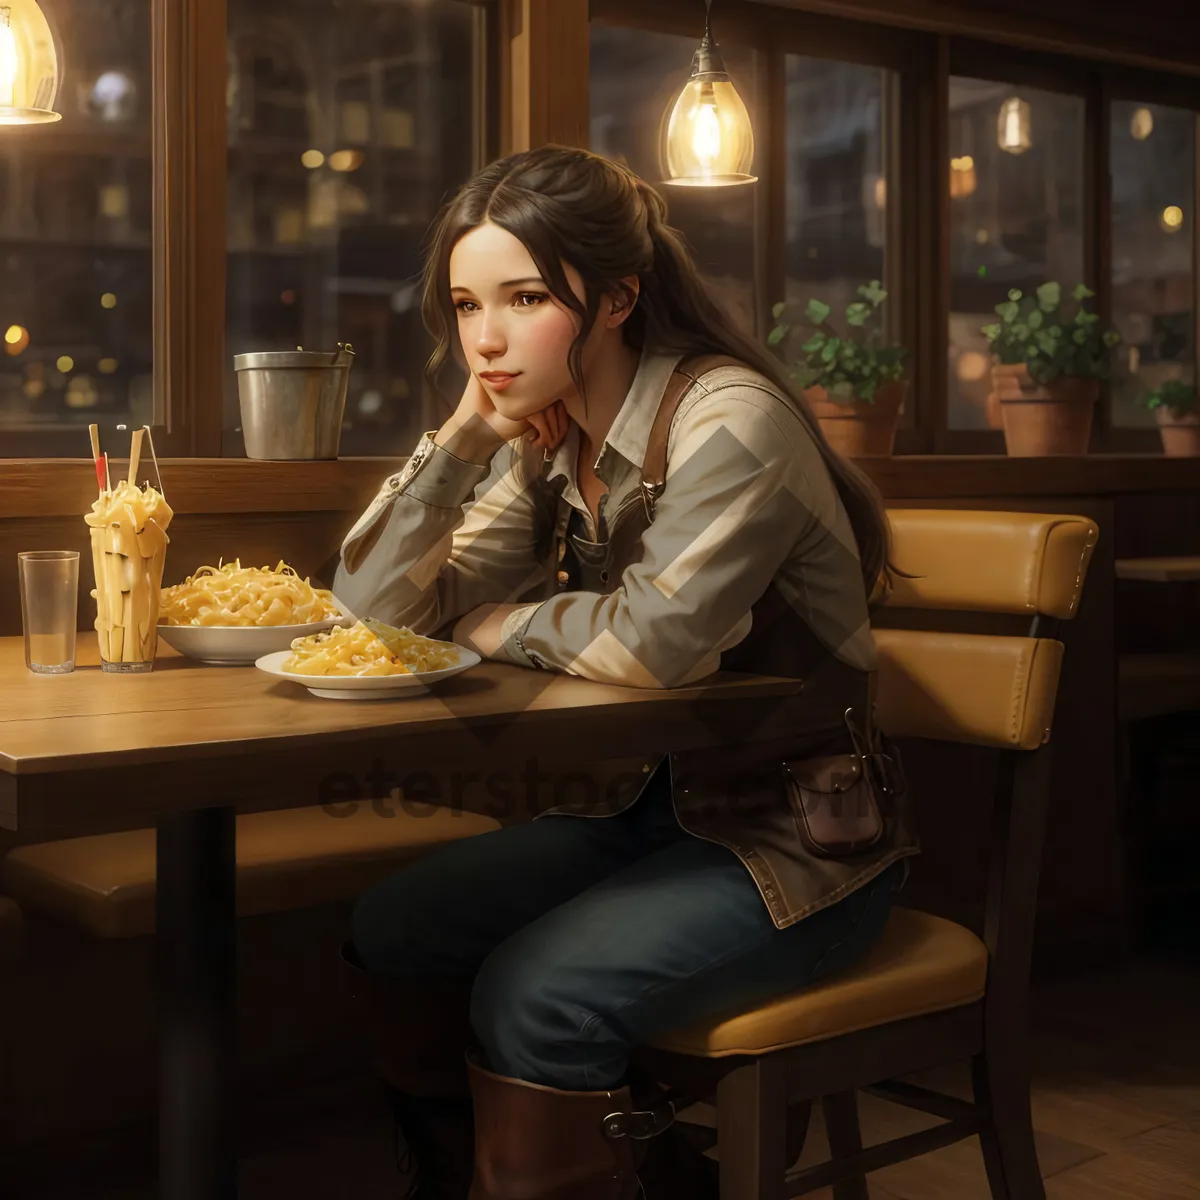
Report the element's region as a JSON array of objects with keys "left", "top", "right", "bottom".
[{"left": 156, "top": 806, "right": 237, "bottom": 1199}]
